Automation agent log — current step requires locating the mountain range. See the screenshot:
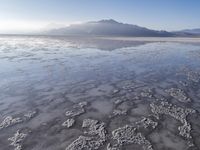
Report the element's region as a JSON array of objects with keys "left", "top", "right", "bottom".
[{"left": 43, "top": 19, "right": 200, "bottom": 37}]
